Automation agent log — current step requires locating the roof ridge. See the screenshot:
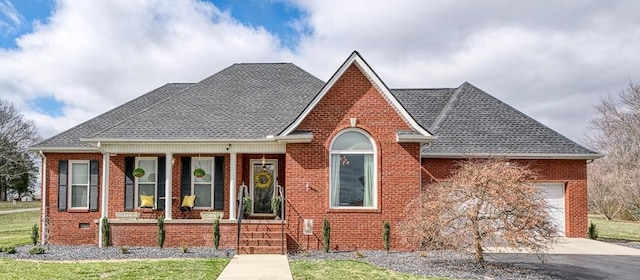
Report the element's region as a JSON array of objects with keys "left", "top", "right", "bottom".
[
  {"left": 429, "top": 82, "right": 466, "bottom": 133},
  {"left": 88, "top": 82, "right": 196, "bottom": 138}
]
